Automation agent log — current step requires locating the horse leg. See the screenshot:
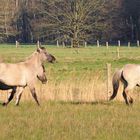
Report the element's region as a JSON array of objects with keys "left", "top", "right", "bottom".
[
  {"left": 126, "top": 86, "right": 134, "bottom": 105},
  {"left": 29, "top": 87, "right": 40, "bottom": 106},
  {"left": 122, "top": 90, "right": 129, "bottom": 105},
  {"left": 15, "top": 87, "right": 24, "bottom": 106},
  {"left": 3, "top": 87, "right": 16, "bottom": 106},
  {"left": 123, "top": 84, "right": 134, "bottom": 105}
]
